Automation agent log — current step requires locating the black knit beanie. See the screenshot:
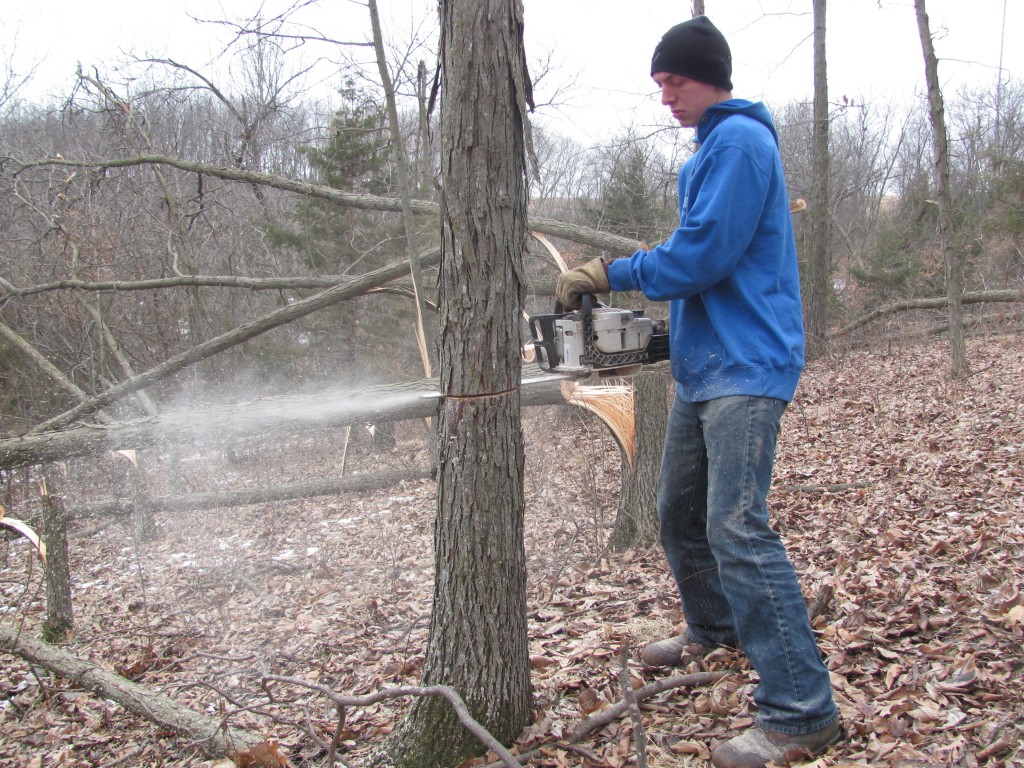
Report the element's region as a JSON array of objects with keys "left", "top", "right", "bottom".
[{"left": 650, "top": 16, "right": 733, "bottom": 91}]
